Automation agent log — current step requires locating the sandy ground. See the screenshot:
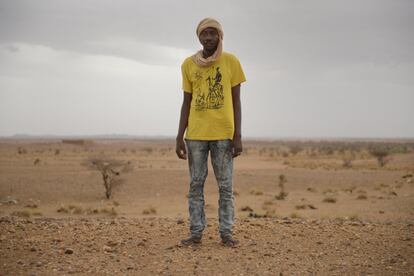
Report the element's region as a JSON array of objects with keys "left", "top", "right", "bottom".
[{"left": 0, "top": 138, "right": 413, "bottom": 275}]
